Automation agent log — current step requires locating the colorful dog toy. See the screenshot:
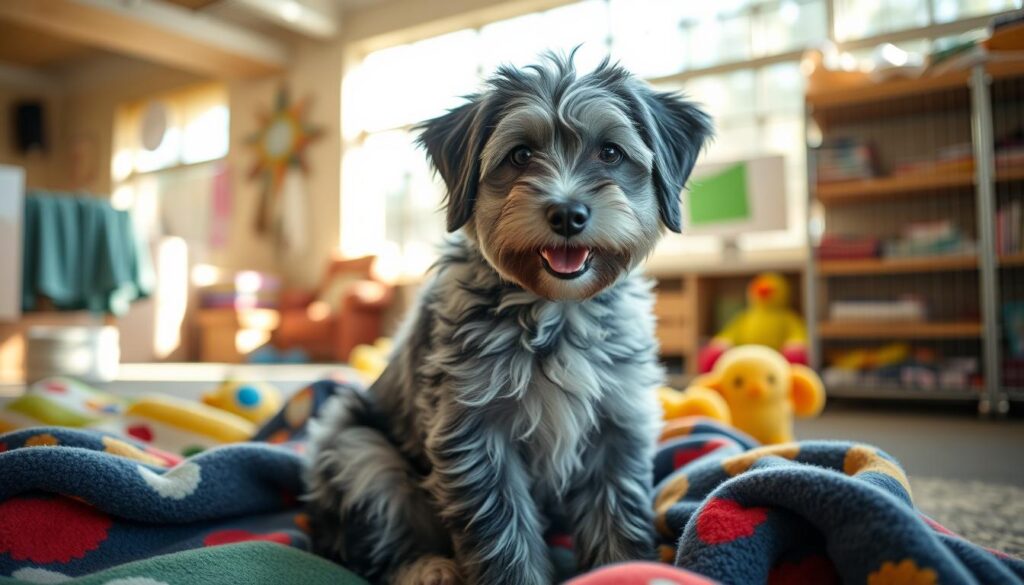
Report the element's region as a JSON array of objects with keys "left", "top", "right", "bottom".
[
  {"left": 698, "top": 272, "right": 808, "bottom": 373},
  {"left": 661, "top": 345, "right": 825, "bottom": 444},
  {"left": 202, "top": 380, "right": 283, "bottom": 425}
]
